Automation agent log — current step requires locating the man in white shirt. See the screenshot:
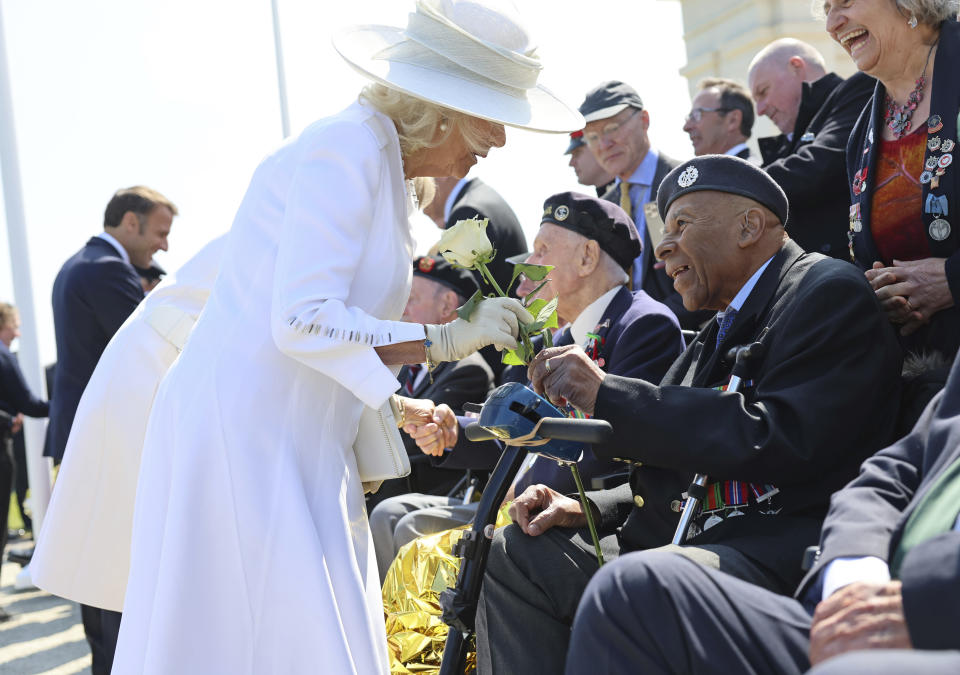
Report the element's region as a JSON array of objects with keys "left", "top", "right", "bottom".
[{"left": 682, "top": 78, "right": 757, "bottom": 162}]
